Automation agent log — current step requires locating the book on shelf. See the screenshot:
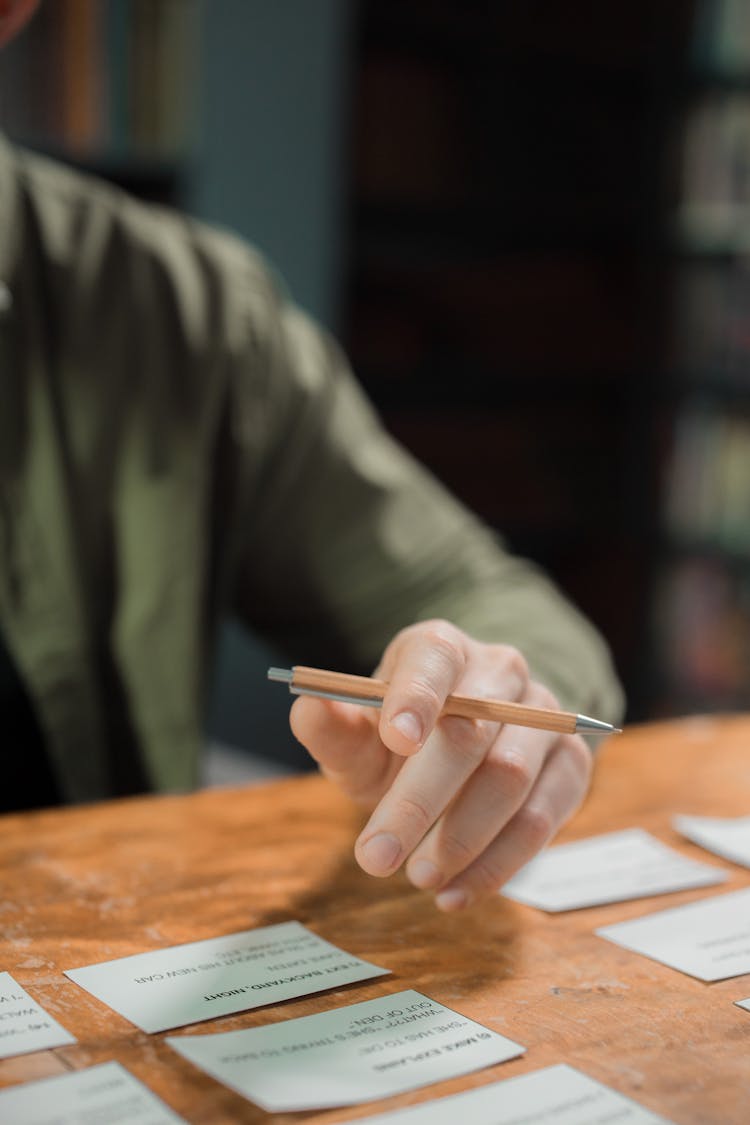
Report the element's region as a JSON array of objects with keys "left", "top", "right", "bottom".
[
  {"left": 671, "top": 260, "right": 750, "bottom": 381},
  {"left": 664, "top": 403, "right": 750, "bottom": 553},
  {"left": 691, "top": 0, "right": 750, "bottom": 76},
  {"left": 0, "top": 0, "right": 200, "bottom": 161},
  {"left": 677, "top": 90, "right": 750, "bottom": 249},
  {"left": 654, "top": 554, "right": 750, "bottom": 709},
  {"left": 62, "top": 0, "right": 104, "bottom": 152},
  {"left": 656, "top": 0, "right": 750, "bottom": 715}
]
